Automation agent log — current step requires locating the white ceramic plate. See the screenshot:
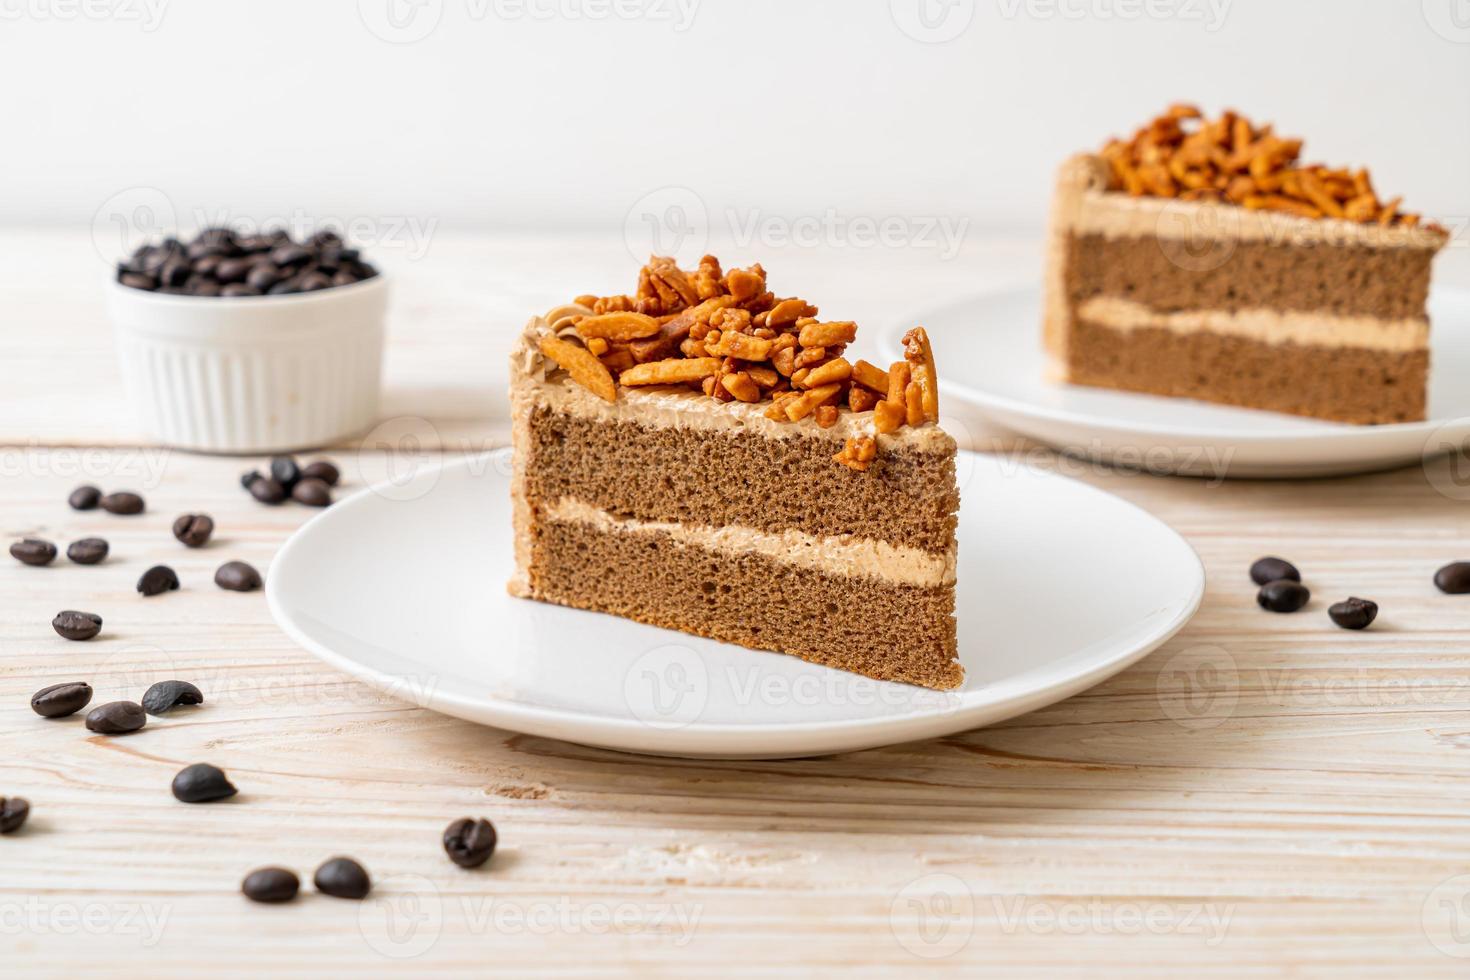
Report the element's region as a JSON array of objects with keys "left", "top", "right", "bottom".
[
  {"left": 267, "top": 453, "right": 1203, "bottom": 759},
  {"left": 881, "top": 286, "right": 1470, "bottom": 479}
]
